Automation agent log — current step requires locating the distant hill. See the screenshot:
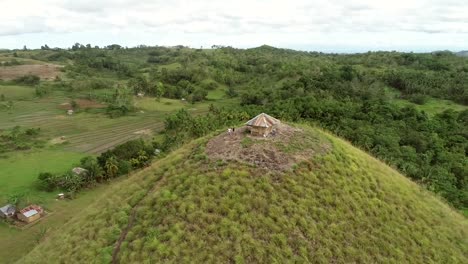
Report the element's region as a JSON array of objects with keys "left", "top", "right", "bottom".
[
  {"left": 21, "top": 124, "right": 467, "bottom": 263},
  {"left": 456, "top": 50, "right": 468, "bottom": 57}
]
